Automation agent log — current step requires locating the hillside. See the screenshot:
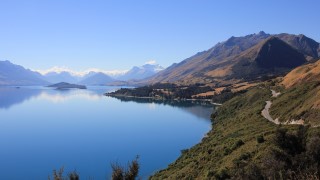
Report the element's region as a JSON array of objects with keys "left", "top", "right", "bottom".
[
  {"left": 151, "top": 83, "right": 320, "bottom": 179},
  {"left": 0, "top": 60, "right": 48, "bottom": 85},
  {"left": 266, "top": 60, "right": 320, "bottom": 126},
  {"left": 145, "top": 32, "right": 319, "bottom": 85},
  {"left": 282, "top": 59, "right": 320, "bottom": 88},
  {"left": 150, "top": 57, "right": 320, "bottom": 179}
]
